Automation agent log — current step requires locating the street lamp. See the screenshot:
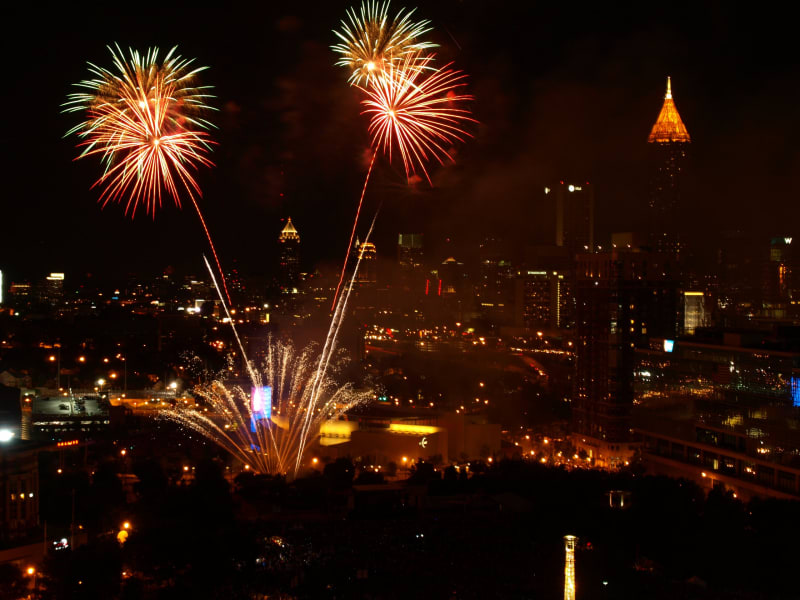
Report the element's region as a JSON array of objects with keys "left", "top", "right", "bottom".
[{"left": 26, "top": 566, "right": 37, "bottom": 597}]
